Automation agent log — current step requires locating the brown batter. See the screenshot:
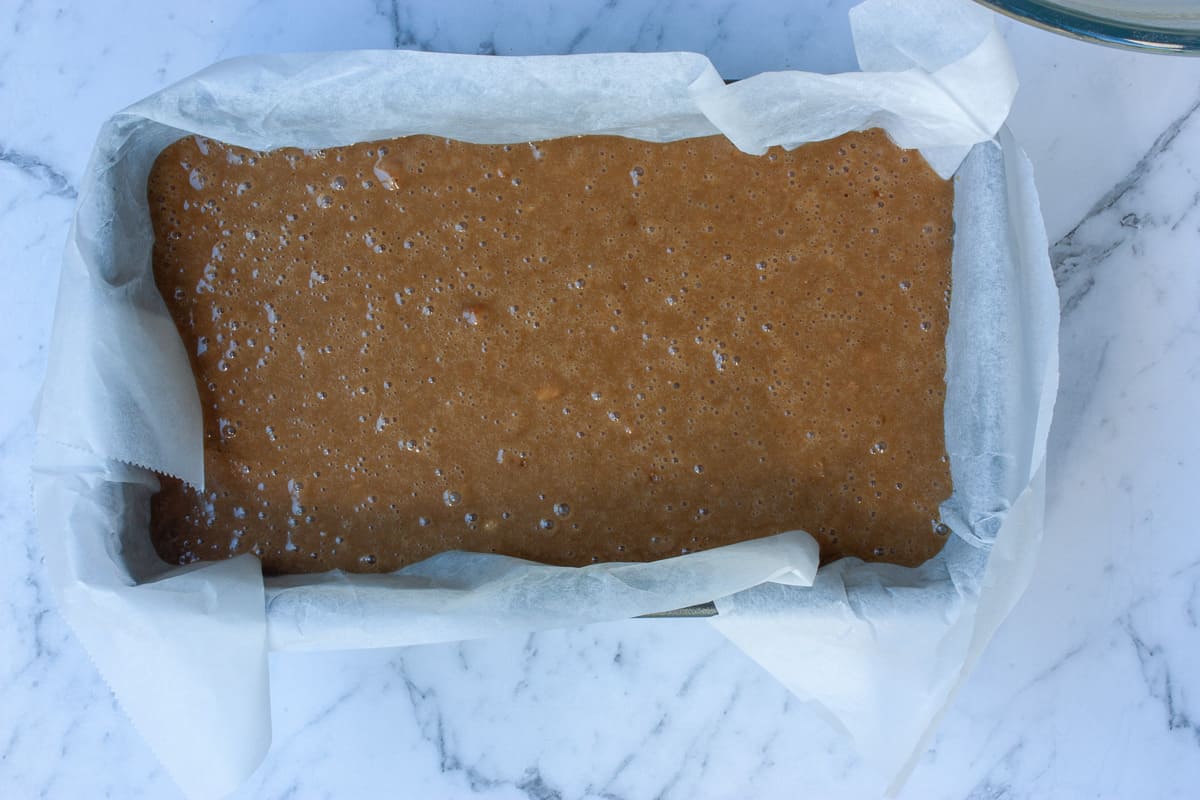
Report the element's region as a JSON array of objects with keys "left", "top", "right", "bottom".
[{"left": 147, "top": 129, "right": 953, "bottom": 575}]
